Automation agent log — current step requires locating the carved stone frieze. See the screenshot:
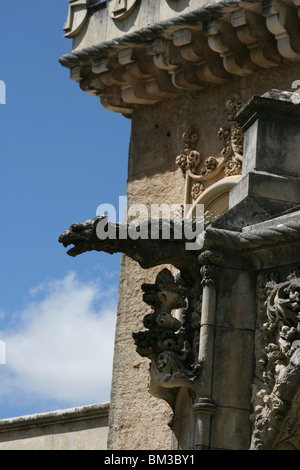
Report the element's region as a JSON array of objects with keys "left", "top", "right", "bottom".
[{"left": 251, "top": 272, "right": 300, "bottom": 450}]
